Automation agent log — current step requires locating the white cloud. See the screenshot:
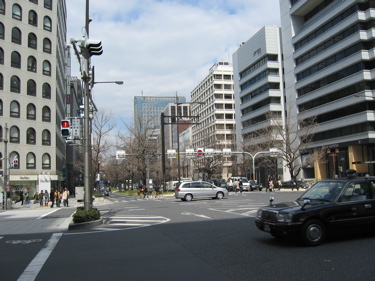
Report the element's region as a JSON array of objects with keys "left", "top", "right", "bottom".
[{"left": 66, "top": 0, "right": 281, "bottom": 126}]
